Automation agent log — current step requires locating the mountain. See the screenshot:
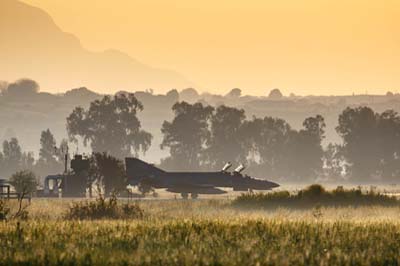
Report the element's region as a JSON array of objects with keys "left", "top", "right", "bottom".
[{"left": 0, "top": 0, "right": 192, "bottom": 93}]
